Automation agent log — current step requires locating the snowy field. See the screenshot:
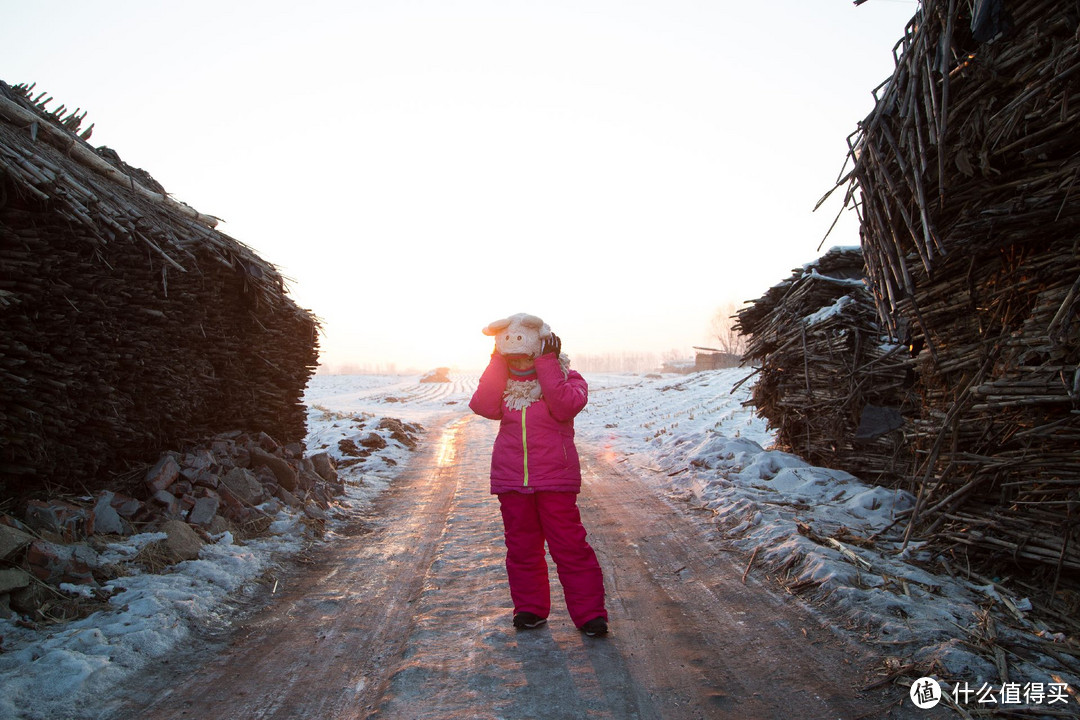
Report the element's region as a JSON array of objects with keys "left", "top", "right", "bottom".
[{"left": 1, "top": 368, "right": 1076, "bottom": 718}]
